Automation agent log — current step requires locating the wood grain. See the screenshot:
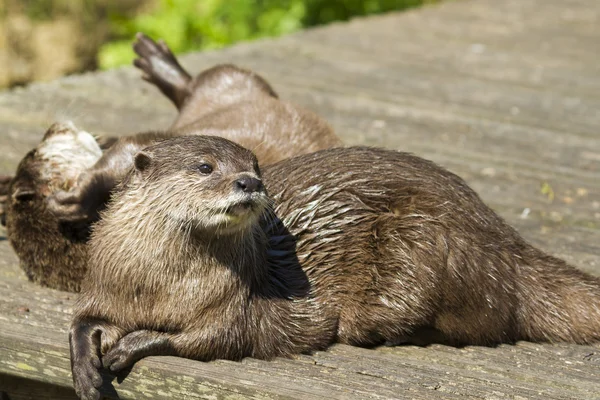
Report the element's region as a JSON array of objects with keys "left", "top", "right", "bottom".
[{"left": 0, "top": 0, "right": 599, "bottom": 398}]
